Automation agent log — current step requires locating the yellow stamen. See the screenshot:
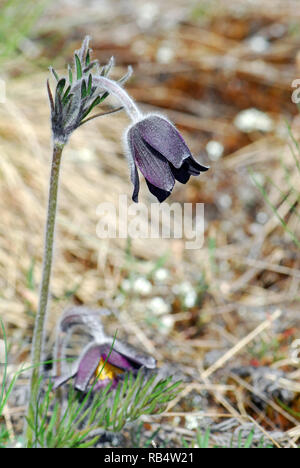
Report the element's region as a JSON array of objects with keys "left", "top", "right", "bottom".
[{"left": 94, "top": 357, "right": 124, "bottom": 381}]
